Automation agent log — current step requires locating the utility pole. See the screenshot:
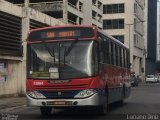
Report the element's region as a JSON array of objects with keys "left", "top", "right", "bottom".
[
  {"left": 125, "top": 24, "right": 132, "bottom": 49},
  {"left": 63, "top": 0, "right": 68, "bottom": 23},
  {"left": 24, "top": 0, "right": 29, "bottom": 7},
  {"left": 125, "top": 23, "right": 133, "bottom": 72}
]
